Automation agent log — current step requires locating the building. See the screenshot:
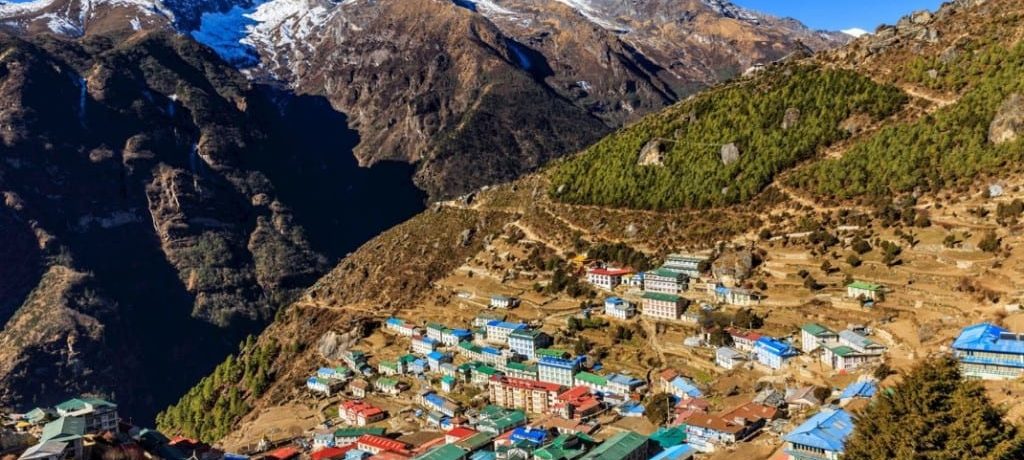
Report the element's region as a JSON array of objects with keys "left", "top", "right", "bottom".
[
  {"left": 38, "top": 417, "right": 84, "bottom": 460},
  {"left": 644, "top": 268, "right": 688, "bottom": 295},
  {"left": 552, "top": 386, "right": 603, "bottom": 421},
  {"left": 754, "top": 337, "right": 799, "bottom": 370},
  {"left": 413, "top": 336, "right": 442, "bottom": 355},
  {"left": 822, "top": 330, "right": 886, "bottom": 371},
  {"left": 726, "top": 328, "right": 762, "bottom": 353},
  {"left": 339, "top": 401, "right": 386, "bottom": 427},
  {"left": 533, "top": 433, "right": 599, "bottom": 460},
  {"left": 665, "top": 376, "right": 703, "bottom": 400},
  {"left": 603, "top": 297, "right": 636, "bottom": 320},
  {"left": 663, "top": 254, "right": 709, "bottom": 278},
  {"left": 308, "top": 377, "right": 340, "bottom": 396},
  {"left": 708, "top": 284, "right": 761, "bottom": 306},
  {"left": 355, "top": 435, "right": 412, "bottom": 456},
  {"left": 414, "top": 444, "right": 467, "bottom": 460},
  {"left": 442, "top": 329, "right": 473, "bottom": 347},
  {"left": 487, "top": 376, "right": 563, "bottom": 414},
  {"left": 800, "top": 324, "right": 838, "bottom": 353},
  {"left": 847, "top": 281, "right": 884, "bottom": 301},
  {"left": 507, "top": 329, "right": 552, "bottom": 360},
  {"left": 538, "top": 356, "right": 585, "bottom": 387},
  {"left": 586, "top": 268, "right": 633, "bottom": 291},
  {"left": 579, "top": 431, "right": 648, "bottom": 460},
  {"left": 17, "top": 440, "right": 72, "bottom": 460},
  {"left": 473, "top": 313, "right": 506, "bottom": 328},
  {"left": 474, "top": 405, "right": 527, "bottom": 435},
  {"left": 471, "top": 364, "right": 502, "bottom": 386},
  {"left": 484, "top": 321, "right": 527, "bottom": 345},
  {"left": 318, "top": 367, "right": 354, "bottom": 382},
  {"left": 379, "top": 360, "right": 403, "bottom": 376},
  {"left": 573, "top": 372, "right": 609, "bottom": 395},
  {"left": 625, "top": 272, "right": 645, "bottom": 289},
  {"left": 334, "top": 427, "right": 386, "bottom": 446},
  {"left": 839, "top": 381, "right": 877, "bottom": 405},
  {"left": 684, "top": 413, "right": 755, "bottom": 453},
  {"left": 53, "top": 398, "right": 118, "bottom": 433},
  {"left": 375, "top": 377, "right": 403, "bottom": 396},
  {"left": 500, "top": 361, "right": 538, "bottom": 380},
  {"left": 386, "top": 317, "right": 419, "bottom": 337},
  {"left": 489, "top": 295, "right": 520, "bottom": 309},
  {"left": 349, "top": 379, "right": 369, "bottom": 398},
  {"left": 641, "top": 292, "right": 688, "bottom": 320},
  {"left": 783, "top": 409, "right": 853, "bottom": 460},
  {"left": 953, "top": 323, "right": 1024, "bottom": 380},
  {"left": 715, "top": 347, "right": 747, "bottom": 370},
  {"left": 441, "top": 376, "right": 457, "bottom": 393},
  {"left": 419, "top": 391, "right": 462, "bottom": 417},
  {"left": 606, "top": 374, "right": 645, "bottom": 396},
  {"left": 428, "top": 352, "right": 453, "bottom": 372}
]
